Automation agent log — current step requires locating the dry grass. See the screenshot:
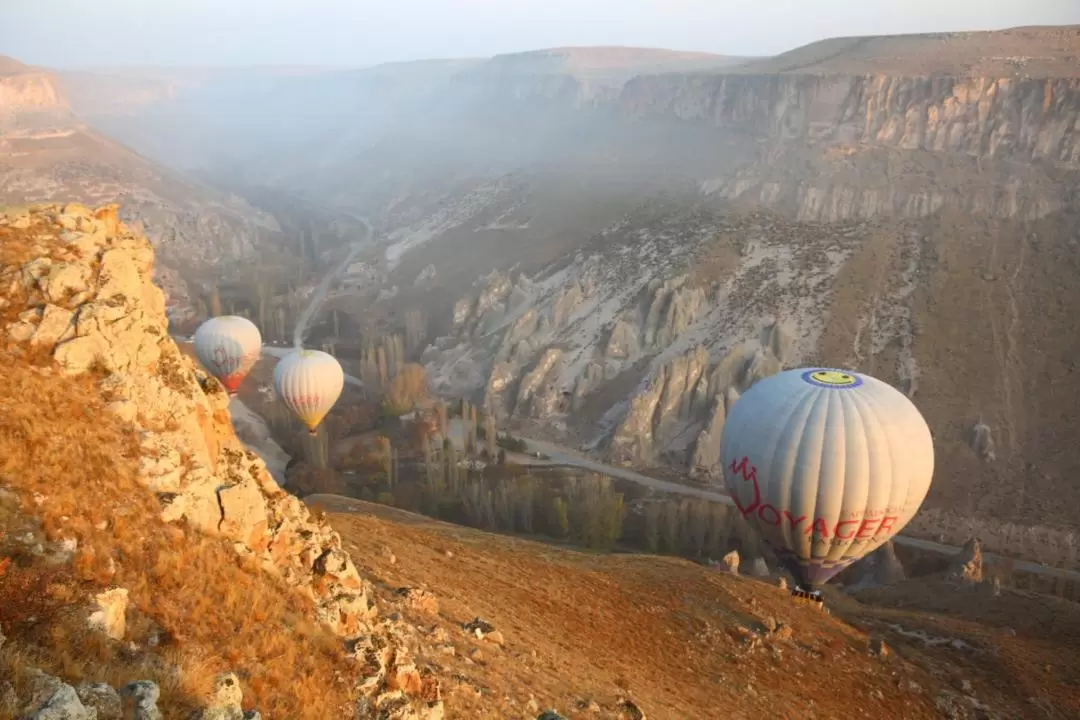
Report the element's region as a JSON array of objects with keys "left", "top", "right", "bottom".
[
  {"left": 314, "top": 496, "right": 952, "bottom": 720},
  {"left": 315, "top": 496, "right": 1080, "bottom": 720},
  {"left": 0, "top": 351, "right": 359, "bottom": 718}
]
